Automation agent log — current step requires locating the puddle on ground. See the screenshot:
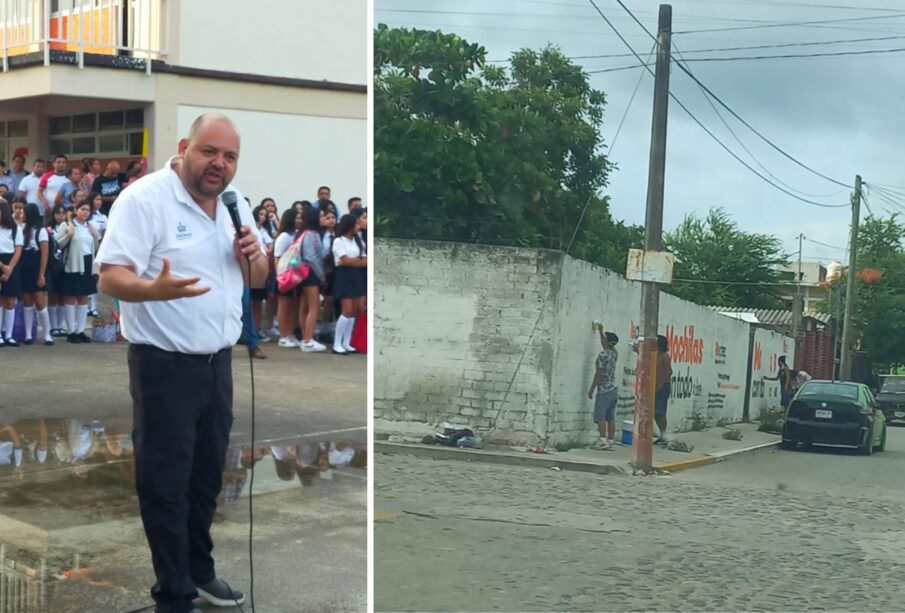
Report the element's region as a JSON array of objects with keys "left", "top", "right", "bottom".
[{"left": 0, "top": 417, "right": 366, "bottom": 613}]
